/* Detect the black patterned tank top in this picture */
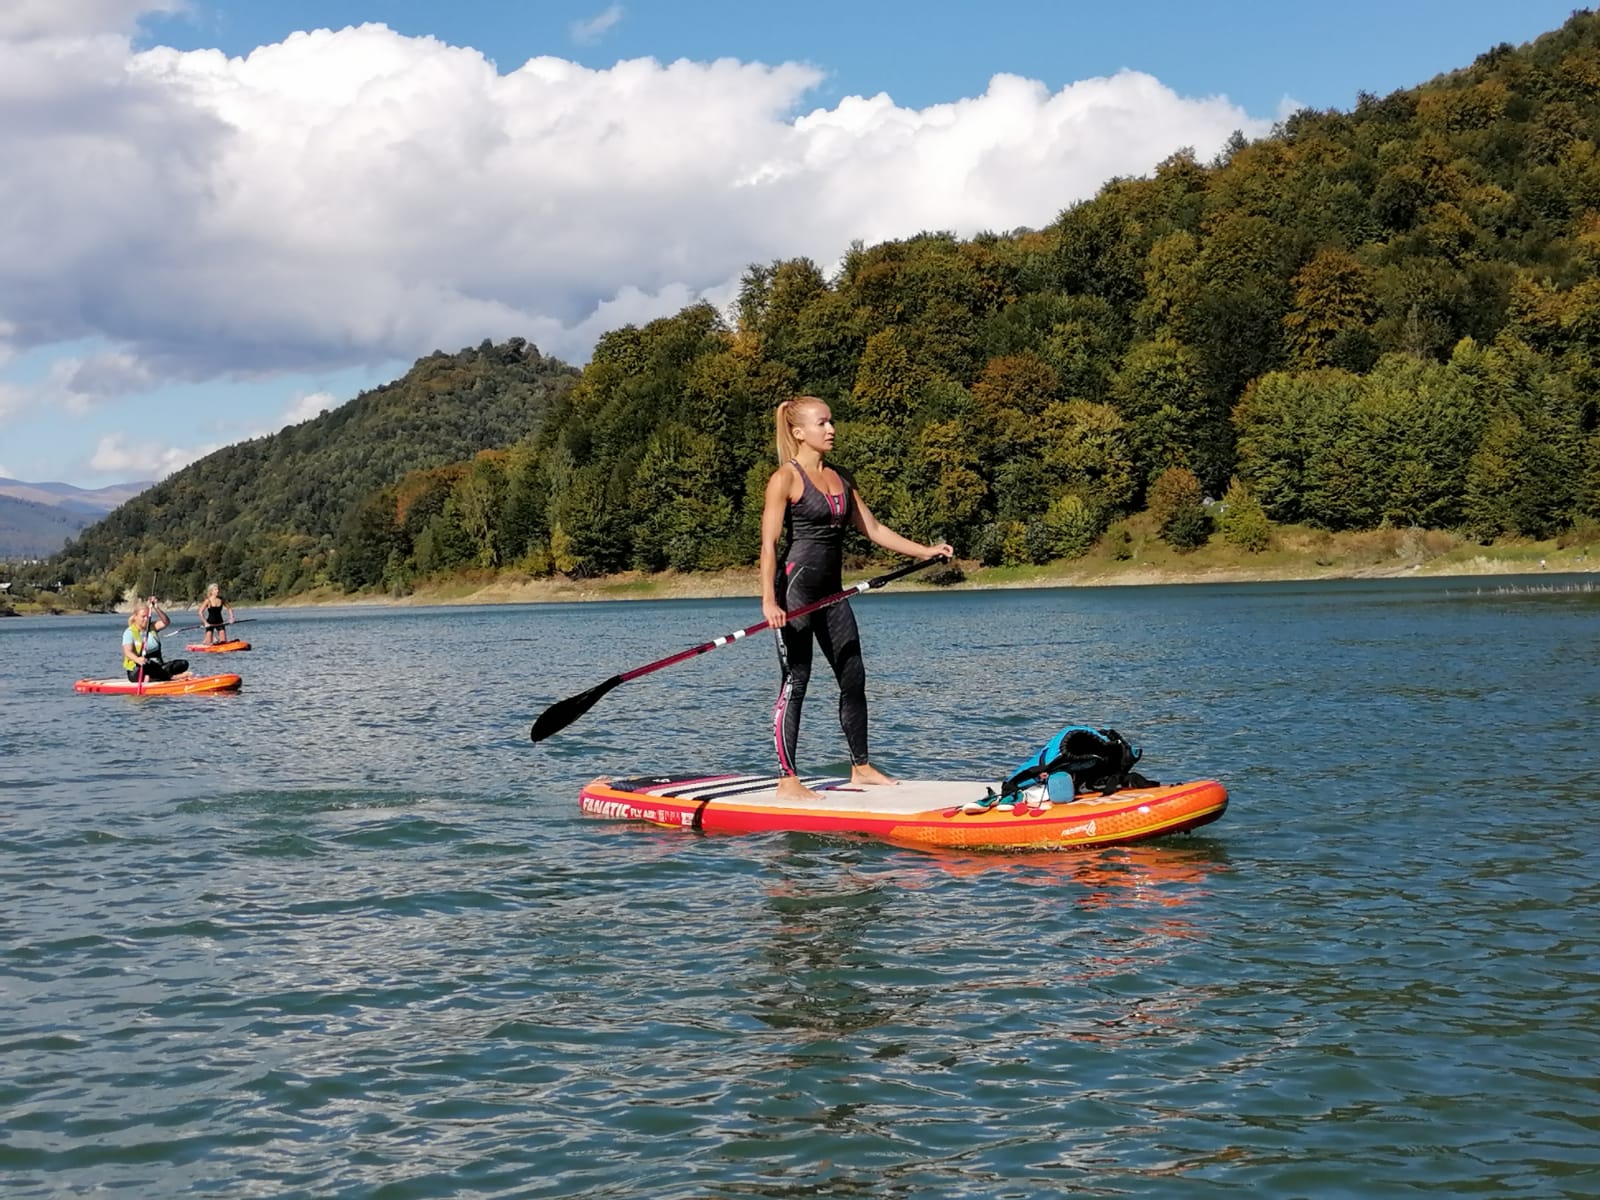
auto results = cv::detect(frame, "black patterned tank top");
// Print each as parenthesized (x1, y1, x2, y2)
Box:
(782, 460, 852, 560)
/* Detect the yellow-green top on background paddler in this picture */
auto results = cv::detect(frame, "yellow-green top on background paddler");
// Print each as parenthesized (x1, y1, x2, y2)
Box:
(120, 598, 189, 682)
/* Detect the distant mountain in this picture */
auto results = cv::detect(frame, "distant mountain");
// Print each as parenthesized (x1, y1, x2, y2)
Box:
(0, 478, 153, 559)
(0, 477, 153, 514)
(0, 495, 93, 559)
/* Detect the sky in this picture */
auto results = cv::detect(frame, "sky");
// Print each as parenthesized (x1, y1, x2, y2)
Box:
(0, 0, 1582, 487)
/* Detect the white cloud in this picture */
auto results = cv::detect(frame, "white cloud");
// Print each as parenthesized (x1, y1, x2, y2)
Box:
(280, 389, 337, 428)
(0, 19, 1270, 427)
(0, 0, 184, 40)
(0, 349, 159, 418)
(64, 350, 158, 406)
(570, 5, 624, 46)
(89, 431, 214, 478)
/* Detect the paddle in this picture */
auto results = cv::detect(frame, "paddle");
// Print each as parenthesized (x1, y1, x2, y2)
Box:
(166, 618, 257, 635)
(134, 579, 158, 696)
(530, 554, 949, 743)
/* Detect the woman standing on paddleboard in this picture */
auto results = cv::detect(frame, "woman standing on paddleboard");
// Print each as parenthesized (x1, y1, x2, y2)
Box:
(760, 396, 953, 802)
(196, 583, 235, 645)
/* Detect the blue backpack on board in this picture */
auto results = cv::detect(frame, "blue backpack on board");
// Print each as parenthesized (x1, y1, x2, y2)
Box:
(1002, 725, 1153, 802)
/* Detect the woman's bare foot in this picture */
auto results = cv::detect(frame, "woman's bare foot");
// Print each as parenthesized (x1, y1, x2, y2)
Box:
(776, 775, 822, 802)
(851, 763, 899, 786)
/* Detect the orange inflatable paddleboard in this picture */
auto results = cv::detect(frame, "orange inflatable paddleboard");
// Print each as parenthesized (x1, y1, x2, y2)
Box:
(186, 640, 251, 652)
(579, 773, 1227, 852)
(74, 674, 243, 695)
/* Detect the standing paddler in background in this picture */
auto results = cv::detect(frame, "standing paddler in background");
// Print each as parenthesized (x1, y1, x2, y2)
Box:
(196, 583, 235, 645)
(759, 395, 953, 803)
(123, 597, 189, 682)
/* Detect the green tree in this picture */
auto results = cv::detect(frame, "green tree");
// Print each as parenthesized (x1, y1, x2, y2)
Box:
(1112, 337, 1216, 487)
(333, 487, 400, 590)
(1050, 193, 1147, 310)
(914, 419, 988, 545)
(631, 424, 736, 571)
(1039, 492, 1102, 560)
(1352, 354, 1484, 528)
(451, 453, 508, 567)
(549, 463, 630, 577)
(1463, 414, 1526, 539)
(497, 444, 551, 568)
(1038, 297, 1126, 402)
(1217, 478, 1272, 551)
(1039, 399, 1138, 515)
(1135, 231, 1201, 338)
(1232, 369, 1361, 523)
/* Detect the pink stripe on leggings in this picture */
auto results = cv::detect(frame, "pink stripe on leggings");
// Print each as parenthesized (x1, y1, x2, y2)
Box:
(772, 675, 796, 776)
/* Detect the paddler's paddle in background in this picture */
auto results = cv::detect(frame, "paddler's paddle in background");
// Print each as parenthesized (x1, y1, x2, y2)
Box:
(166, 618, 257, 635)
(530, 554, 949, 743)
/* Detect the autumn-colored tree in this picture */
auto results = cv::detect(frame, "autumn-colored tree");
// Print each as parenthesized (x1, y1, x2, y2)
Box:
(850, 328, 923, 425)
(1146, 466, 1212, 549)
(971, 353, 1063, 460)
(1283, 249, 1377, 367)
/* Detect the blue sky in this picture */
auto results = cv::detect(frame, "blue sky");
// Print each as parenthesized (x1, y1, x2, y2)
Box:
(147, 1, 1577, 122)
(0, 0, 1581, 486)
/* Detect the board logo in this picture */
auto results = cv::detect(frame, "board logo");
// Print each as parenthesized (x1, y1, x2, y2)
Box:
(582, 798, 637, 820)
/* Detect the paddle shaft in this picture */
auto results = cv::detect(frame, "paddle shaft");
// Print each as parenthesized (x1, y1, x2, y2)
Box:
(166, 617, 256, 635)
(625, 556, 940, 683)
(530, 554, 947, 742)
(134, 575, 158, 695)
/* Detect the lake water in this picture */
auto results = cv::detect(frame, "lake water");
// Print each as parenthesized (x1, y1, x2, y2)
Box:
(2, 575, 1598, 1198)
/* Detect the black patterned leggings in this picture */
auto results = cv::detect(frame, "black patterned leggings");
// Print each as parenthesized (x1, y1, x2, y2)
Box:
(771, 561, 869, 774)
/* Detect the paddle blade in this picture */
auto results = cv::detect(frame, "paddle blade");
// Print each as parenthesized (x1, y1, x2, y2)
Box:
(530, 675, 623, 742)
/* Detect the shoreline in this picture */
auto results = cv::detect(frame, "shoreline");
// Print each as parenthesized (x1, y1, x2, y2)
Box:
(7, 533, 1596, 617)
(266, 535, 1600, 610)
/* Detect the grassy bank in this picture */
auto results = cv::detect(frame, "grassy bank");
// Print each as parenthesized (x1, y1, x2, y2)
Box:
(378, 522, 1600, 608)
(8, 523, 1596, 617)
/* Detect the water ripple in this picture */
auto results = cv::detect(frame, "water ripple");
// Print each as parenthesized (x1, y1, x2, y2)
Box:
(2, 582, 1599, 1197)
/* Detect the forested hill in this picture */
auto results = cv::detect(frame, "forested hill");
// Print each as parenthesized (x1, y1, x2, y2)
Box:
(50, 339, 576, 601)
(319, 11, 1600, 596)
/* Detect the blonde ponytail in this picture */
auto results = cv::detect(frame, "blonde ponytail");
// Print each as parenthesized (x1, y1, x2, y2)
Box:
(774, 400, 798, 463)
(774, 395, 824, 463)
